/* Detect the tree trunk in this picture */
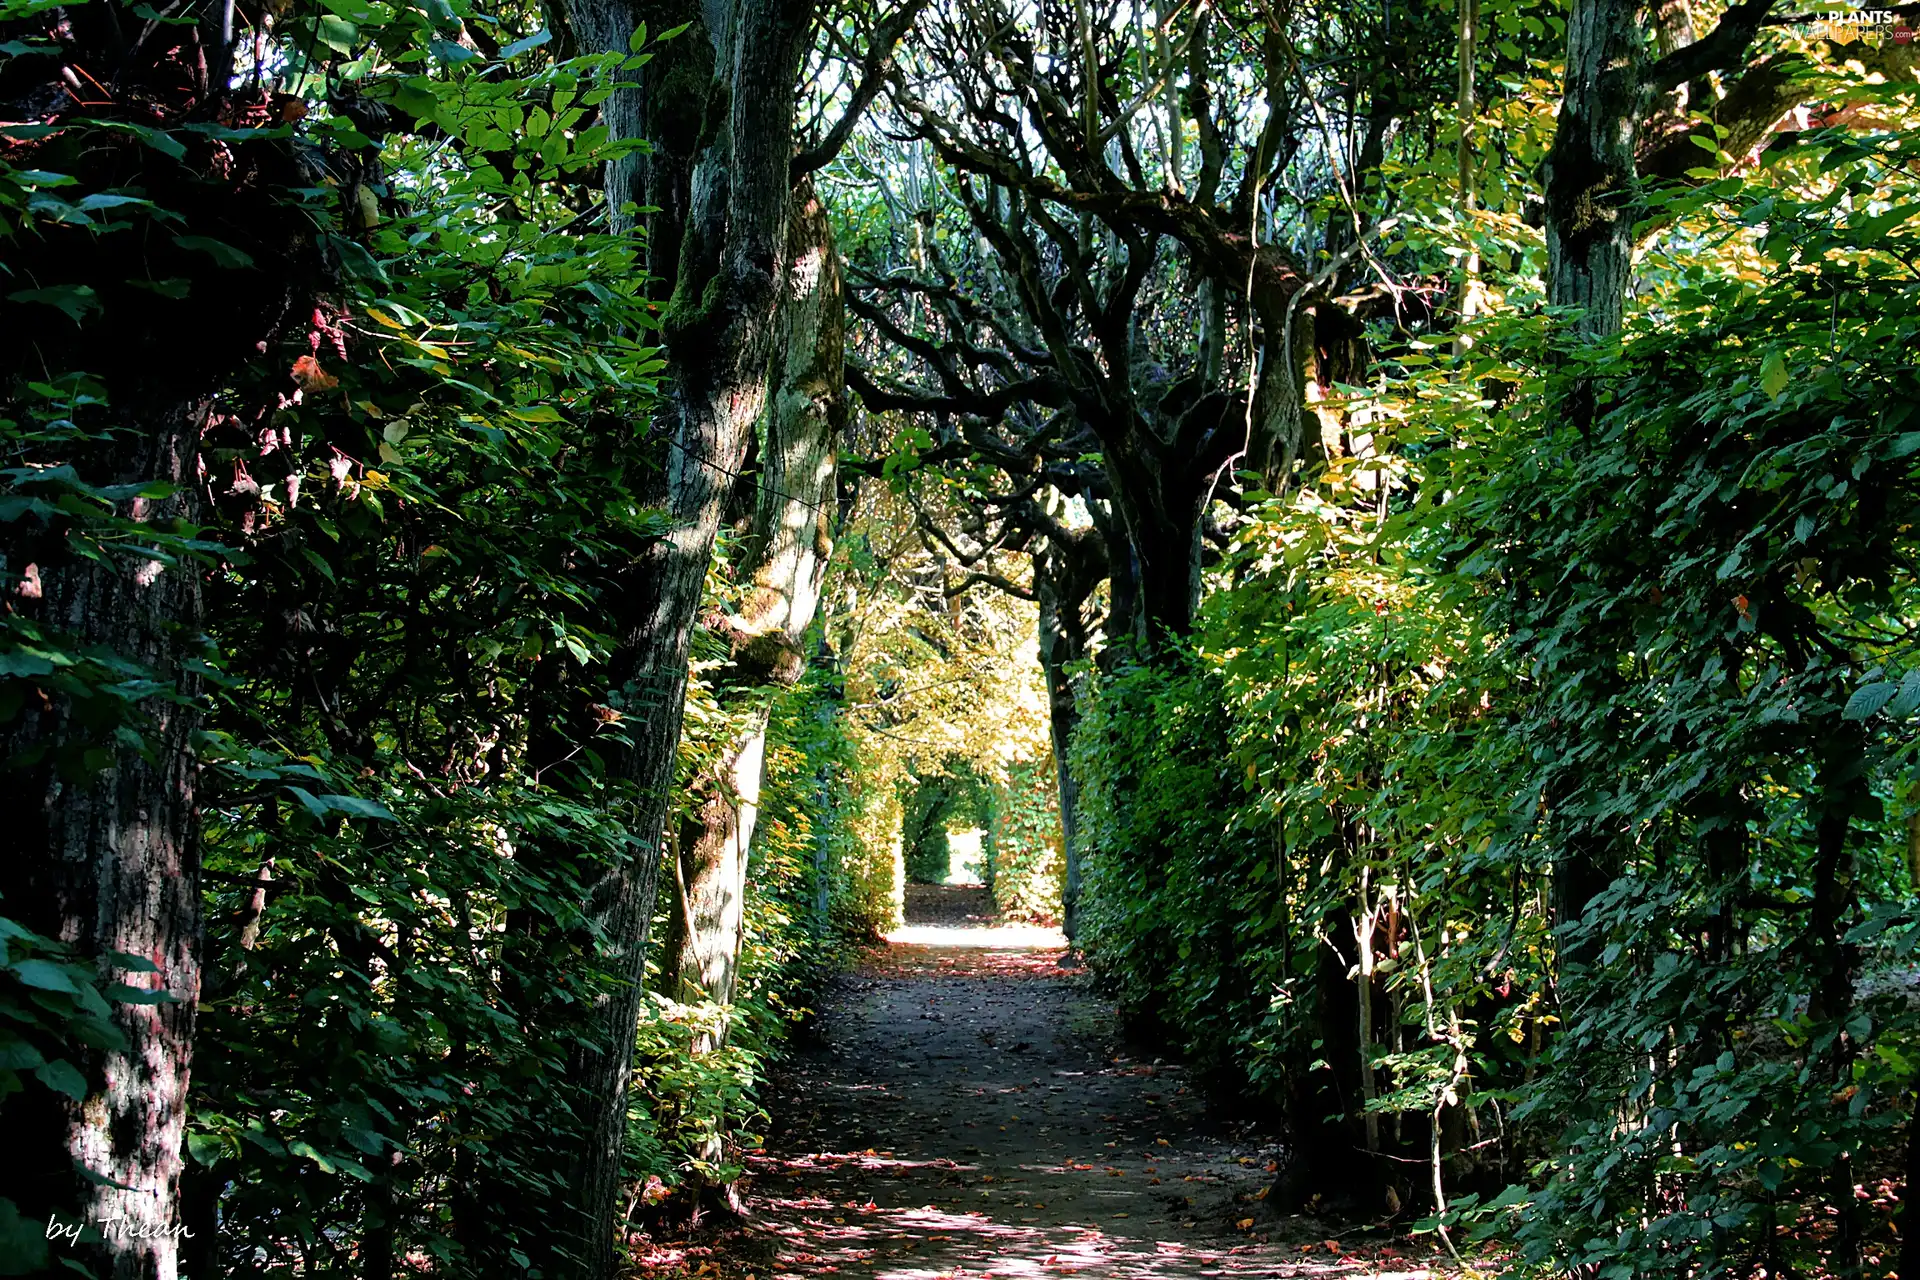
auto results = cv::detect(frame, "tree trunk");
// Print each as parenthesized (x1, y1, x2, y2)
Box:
(562, 5, 816, 1272)
(663, 179, 847, 1020)
(567, 0, 710, 260)
(1543, 0, 1645, 339)
(663, 730, 766, 1017)
(1100, 445, 1207, 646)
(0, 402, 208, 1280)
(1808, 734, 1868, 1273)
(1033, 522, 1104, 940)
(1089, 501, 1139, 664)
(1454, 0, 1481, 354)
(1041, 647, 1083, 940)
(1541, 0, 1647, 963)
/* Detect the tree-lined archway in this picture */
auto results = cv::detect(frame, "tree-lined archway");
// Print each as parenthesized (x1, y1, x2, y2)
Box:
(4, 0, 1919, 1275)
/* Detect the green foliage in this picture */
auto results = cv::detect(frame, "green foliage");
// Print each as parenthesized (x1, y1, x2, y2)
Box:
(0, 0, 856, 1268)
(0, 909, 153, 1270)
(1069, 95, 1920, 1278)
(983, 757, 1063, 924)
(901, 775, 960, 885)
(155, 13, 700, 1255)
(900, 763, 992, 885)
(1071, 652, 1270, 1077)
(1439, 180, 1920, 1274)
(10, 2, 1915, 1276)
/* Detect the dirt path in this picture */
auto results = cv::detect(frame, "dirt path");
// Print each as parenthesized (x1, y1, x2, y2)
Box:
(735, 888, 1451, 1279)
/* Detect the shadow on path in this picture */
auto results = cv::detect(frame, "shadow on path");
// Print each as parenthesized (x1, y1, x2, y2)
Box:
(738, 889, 1452, 1278)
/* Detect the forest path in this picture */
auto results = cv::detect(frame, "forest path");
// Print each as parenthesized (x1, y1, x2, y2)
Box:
(735, 886, 1448, 1280)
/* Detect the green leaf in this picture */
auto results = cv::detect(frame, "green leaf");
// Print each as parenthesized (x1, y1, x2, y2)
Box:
(86, 119, 186, 159)
(129, 2, 195, 24)
(325, 234, 389, 284)
(1887, 670, 1920, 718)
(7, 284, 101, 324)
(174, 236, 255, 269)
(0, 652, 58, 678)
(75, 193, 154, 213)
(34, 1059, 87, 1100)
(1759, 351, 1788, 401)
(498, 27, 551, 58)
(1843, 681, 1897, 721)
(323, 794, 399, 822)
(317, 14, 360, 52)
(429, 37, 481, 64)
(286, 785, 331, 821)
(287, 1140, 336, 1173)
(286, 786, 397, 822)
(341, 1126, 385, 1155)
(0, 1037, 45, 1070)
(11, 959, 81, 994)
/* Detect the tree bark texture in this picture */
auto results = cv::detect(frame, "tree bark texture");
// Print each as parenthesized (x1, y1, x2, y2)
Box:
(664, 180, 847, 1017)
(567, 0, 711, 260)
(0, 404, 208, 1280)
(1543, 0, 1646, 340)
(1098, 439, 1214, 645)
(563, 4, 817, 1272)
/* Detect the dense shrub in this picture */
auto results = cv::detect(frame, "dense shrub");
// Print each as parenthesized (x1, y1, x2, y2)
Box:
(1071, 132, 1920, 1272)
(984, 757, 1064, 924)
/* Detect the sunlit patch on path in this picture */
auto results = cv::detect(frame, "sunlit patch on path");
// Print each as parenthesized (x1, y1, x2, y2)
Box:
(727, 886, 1457, 1279)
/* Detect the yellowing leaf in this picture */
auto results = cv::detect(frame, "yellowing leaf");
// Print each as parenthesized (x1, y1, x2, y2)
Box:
(1759, 351, 1788, 400)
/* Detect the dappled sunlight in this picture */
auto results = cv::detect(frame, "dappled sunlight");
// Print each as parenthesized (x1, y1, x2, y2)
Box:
(885, 923, 1067, 949)
(864, 940, 1073, 981)
(726, 939, 1463, 1280)
(754, 1193, 1441, 1279)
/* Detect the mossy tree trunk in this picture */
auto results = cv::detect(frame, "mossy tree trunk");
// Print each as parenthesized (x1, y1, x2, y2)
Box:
(559, 2, 818, 1271)
(663, 180, 848, 1022)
